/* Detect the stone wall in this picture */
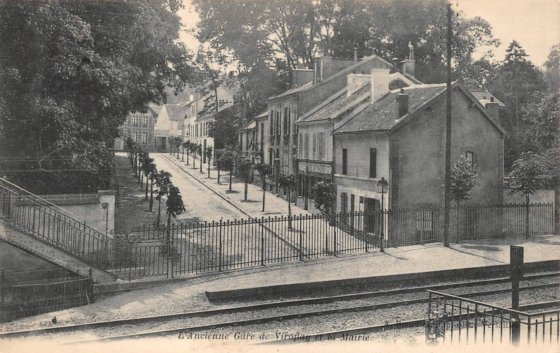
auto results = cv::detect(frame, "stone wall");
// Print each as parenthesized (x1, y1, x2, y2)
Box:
(38, 190, 116, 236)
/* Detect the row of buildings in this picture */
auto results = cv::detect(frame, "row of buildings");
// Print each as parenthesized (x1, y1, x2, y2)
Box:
(238, 47, 506, 215)
(115, 84, 236, 163)
(117, 46, 506, 218)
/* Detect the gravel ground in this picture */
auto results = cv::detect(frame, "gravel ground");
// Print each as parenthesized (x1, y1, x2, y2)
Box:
(1, 283, 557, 344)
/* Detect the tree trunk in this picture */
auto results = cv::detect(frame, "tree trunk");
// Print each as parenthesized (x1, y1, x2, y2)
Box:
(288, 189, 292, 230)
(193, 154, 196, 169)
(157, 199, 161, 225)
(182, 148, 184, 162)
(217, 164, 221, 184)
(149, 180, 154, 212)
(208, 157, 211, 178)
(525, 194, 530, 239)
(145, 175, 149, 200)
(229, 166, 233, 191)
(140, 173, 143, 190)
(244, 174, 248, 201)
(187, 150, 189, 165)
(200, 156, 203, 173)
(262, 178, 266, 212)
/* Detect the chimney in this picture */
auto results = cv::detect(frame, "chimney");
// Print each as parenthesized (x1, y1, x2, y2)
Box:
(391, 57, 400, 74)
(292, 68, 314, 89)
(402, 42, 416, 77)
(371, 68, 391, 104)
(485, 97, 500, 121)
(396, 88, 409, 118)
(353, 47, 358, 64)
(313, 61, 318, 84)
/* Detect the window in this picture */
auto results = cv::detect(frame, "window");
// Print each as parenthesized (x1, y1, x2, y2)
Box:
(342, 148, 348, 175)
(318, 133, 324, 160)
(312, 133, 317, 159)
(340, 192, 348, 216)
(463, 151, 474, 167)
(369, 148, 377, 178)
(269, 112, 274, 136)
(298, 134, 303, 158)
(304, 134, 309, 159)
(284, 107, 289, 135)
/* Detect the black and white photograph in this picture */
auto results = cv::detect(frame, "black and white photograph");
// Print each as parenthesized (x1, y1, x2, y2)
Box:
(0, 0, 558, 352)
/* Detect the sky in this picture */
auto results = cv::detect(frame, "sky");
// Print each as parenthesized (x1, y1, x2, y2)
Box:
(178, 0, 560, 67)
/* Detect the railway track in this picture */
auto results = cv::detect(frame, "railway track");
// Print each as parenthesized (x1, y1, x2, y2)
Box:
(1, 271, 558, 342)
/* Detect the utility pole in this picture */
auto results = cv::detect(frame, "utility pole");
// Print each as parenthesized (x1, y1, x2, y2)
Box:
(443, 3, 452, 247)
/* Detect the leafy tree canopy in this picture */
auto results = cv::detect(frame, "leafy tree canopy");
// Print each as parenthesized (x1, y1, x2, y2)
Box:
(450, 156, 478, 203)
(0, 0, 194, 192)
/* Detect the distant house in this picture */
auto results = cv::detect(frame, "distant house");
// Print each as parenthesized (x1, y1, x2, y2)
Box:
(114, 107, 159, 151)
(183, 84, 236, 162)
(239, 111, 267, 164)
(331, 72, 505, 241)
(154, 104, 187, 151)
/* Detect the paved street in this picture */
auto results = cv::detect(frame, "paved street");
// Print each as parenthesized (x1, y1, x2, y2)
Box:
(149, 153, 245, 222)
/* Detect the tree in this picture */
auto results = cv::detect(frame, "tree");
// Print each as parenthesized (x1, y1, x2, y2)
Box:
(278, 174, 297, 229)
(489, 41, 546, 169)
(544, 44, 560, 92)
(165, 185, 185, 238)
(183, 141, 191, 165)
(206, 146, 213, 178)
(208, 107, 241, 149)
(197, 144, 204, 173)
(155, 170, 172, 225)
(312, 182, 337, 224)
(254, 164, 273, 212)
(509, 152, 551, 238)
(142, 156, 154, 200)
(219, 150, 235, 191)
(148, 162, 157, 212)
(450, 156, 479, 204)
(0, 1, 193, 193)
(235, 156, 253, 201)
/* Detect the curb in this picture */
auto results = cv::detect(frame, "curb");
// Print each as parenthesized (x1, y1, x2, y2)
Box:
(205, 259, 560, 302)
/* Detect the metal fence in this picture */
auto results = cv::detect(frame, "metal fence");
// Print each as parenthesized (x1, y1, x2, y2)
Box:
(0, 173, 554, 281)
(0, 268, 93, 322)
(426, 290, 560, 345)
(0, 178, 113, 269)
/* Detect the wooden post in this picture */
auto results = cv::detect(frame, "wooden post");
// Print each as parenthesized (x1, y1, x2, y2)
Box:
(510, 245, 523, 345)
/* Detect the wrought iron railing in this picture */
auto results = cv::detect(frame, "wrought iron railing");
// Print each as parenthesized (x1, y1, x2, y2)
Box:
(427, 289, 560, 345)
(0, 177, 113, 268)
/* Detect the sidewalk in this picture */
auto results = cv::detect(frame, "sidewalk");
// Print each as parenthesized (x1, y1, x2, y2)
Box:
(160, 153, 311, 219)
(1, 235, 558, 334)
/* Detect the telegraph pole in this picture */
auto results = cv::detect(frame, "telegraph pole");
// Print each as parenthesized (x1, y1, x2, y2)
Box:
(443, 3, 453, 247)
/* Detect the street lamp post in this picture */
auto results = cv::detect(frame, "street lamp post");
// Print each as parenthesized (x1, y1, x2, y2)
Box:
(377, 177, 388, 253)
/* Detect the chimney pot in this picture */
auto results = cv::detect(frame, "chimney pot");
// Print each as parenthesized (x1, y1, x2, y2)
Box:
(396, 91, 409, 118)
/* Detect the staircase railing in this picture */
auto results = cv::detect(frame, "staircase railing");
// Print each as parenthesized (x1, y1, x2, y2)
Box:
(0, 178, 113, 268)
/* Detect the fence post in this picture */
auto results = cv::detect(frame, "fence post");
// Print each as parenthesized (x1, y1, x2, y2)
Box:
(299, 216, 303, 261)
(510, 245, 523, 345)
(218, 220, 223, 272)
(260, 217, 265, 266)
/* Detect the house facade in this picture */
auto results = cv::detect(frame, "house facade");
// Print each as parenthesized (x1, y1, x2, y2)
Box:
(154, 104, 187, 151)
(332, 77, 505, 243)
(296, 68, 420, 210)
(114, 106, 159, 151)
(183, 84, 236, 162)
(264, 54, 397, 194)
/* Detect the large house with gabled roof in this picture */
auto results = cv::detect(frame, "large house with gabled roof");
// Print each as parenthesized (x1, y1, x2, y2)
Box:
(331, 76, 505, 243)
